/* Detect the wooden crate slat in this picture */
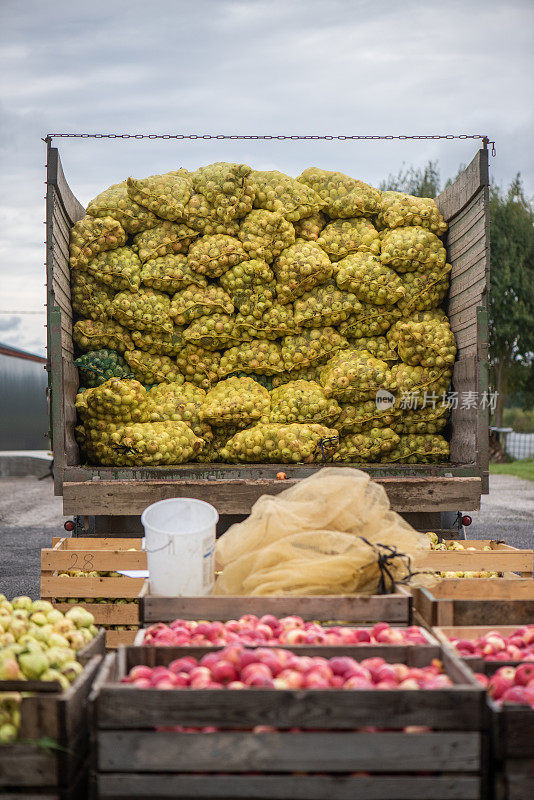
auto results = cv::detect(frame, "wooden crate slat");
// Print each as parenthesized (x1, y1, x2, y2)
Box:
(104, 629, 138, 648)
(413, 584, 534, 627)
(97, 730, 481, 773)
(41, 549, 146, 571)
(0, 745, 57, 787)
(41, 575, 145, 598)
(53, 602, 139, 625)
(416, 549, 532, 573)
(140, 593, 412, 624)
(95, 773, 481, 800)
(96, 686, 484, 732)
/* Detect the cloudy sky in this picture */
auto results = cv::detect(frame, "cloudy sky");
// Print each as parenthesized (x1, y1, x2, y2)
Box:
(0, 0, 532, 356)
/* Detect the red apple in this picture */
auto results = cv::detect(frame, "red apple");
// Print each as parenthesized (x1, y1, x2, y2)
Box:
(276, 669, 304, 689)
(210, 660, 238, 684)
(502, 685, 527, 704)
(129, 665, 153, 682)
(343, 676, 372, 690)
(169, 657, 196, 674)
(514, 663, 534, 686)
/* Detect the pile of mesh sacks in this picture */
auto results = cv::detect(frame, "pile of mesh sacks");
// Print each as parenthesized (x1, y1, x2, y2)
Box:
(70, 164, 455, 466)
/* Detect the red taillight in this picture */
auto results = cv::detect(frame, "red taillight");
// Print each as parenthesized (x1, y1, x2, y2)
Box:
(64, 520, 75, 532)
(462, 515, 472, 526)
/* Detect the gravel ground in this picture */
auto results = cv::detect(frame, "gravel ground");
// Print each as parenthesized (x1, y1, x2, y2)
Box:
(0, 473, 533, 599)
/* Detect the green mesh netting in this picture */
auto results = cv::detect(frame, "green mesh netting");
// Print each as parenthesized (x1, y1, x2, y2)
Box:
(84, 246, 142, 292)
(74, 350, 133, 388)
(219, 340, 285, 376)
(333, 428, 400, 462)
(384, 434, 450, 463)
(192, 162, 254, 222)
(238, 210, 296, 262)
(387, 309, 448, 348)
(249, 170, 325, 221)
(182, 193, 240, 236)
(380, 226, 447, 272)
(320, 349, 397, 402)
(269, 380, 341, 425)
(124, 349, 185, 385)
(293, 212, 328, 241)
(274, 239, 333, 304)
(297, 168, 381, 218)
(170, 285, 234, 325)
(130, 326, 185, 357)
(183, 313, 250, 350)
(220, 423, 340, 463)
(188, 234, 248, 278)
(86, 181, 159, 234)
(335, 252, 406, 306)
(140, 254, 207, 294)
(376, 191, 448, 235)
(112, 289, 173, 334)
(293, 283, 363, 328)
(317, 217, 380, 261)
(219, 258, 275, 296)
(133, 221, 198, 263)
(145, 382, 212, 440)
(236, 290, 300, 340)
(281, 328, 348, 370)
(73, 319, 134, 354)
(71, 270, 115, 322)
(347, 336, 399, 363)
(70, 216, 127, 270)
(201, 377, 271, 427)
(126, 170, 193, 221)
(338, 305, 402, 339)
(391, 363, 452, 400)
(76, 379, 150, 424)
(396, 264, 452, 315)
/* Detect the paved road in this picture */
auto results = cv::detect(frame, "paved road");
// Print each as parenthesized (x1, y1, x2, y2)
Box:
(0, 474, 533, 599)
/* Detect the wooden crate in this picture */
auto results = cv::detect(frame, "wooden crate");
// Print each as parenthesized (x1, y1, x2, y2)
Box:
(417, 540, 533, 576)
(46, 144, 490, 516)
(432, 625, 534, 674)
(412, 579, 534, 626)
(0, 654, 101, 798)
(140, 589, 414, 626)
(91, 645, 487, 800)
(491, 699, 534, 800)
(41, 537, 147, 649)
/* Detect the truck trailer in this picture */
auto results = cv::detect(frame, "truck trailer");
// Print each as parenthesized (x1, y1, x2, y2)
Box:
(45, 142, 490, 537)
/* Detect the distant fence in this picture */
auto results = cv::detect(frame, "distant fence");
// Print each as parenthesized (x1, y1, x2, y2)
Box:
(505, 432, 534, 461)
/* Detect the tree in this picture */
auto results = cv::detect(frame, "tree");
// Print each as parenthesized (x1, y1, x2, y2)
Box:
(380, 160, 441, 197)
(488, 176, 534, 426)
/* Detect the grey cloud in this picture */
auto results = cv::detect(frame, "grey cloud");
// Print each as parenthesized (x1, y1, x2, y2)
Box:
(0, 316, 21, 333)
(0, 0, 533, 354)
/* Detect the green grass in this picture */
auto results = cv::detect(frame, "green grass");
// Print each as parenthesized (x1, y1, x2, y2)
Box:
(490, 459, 534, 481)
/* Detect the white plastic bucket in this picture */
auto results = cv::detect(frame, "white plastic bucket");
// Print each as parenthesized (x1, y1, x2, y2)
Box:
(141, 498, 219, 596)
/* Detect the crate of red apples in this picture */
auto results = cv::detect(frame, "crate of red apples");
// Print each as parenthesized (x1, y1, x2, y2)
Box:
(435, 624, 534, 800)
(91, 641, 486, 800)
(137, 615, 439, 660)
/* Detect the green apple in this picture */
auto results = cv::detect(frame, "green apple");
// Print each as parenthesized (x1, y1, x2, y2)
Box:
(40, 669, 70, 691)
(44, 647, 73, 669)
(11, 597, 32, 612)
(46, 633, 70, 649)
(18, 650, 49, 680)
(46, 609, 64, 625)
(12, 609, 29, 621)
(31, 600, 54, 614)
(0, 632, 16, 647)
(16, 635, 43, 651)
(66, 607, 94, 628)
(61, 661, 84, 682)
(29, 612, 48, 627)
(0, 723, 17, 744)
(32, 624, 53, 644)
(53, 618, 75, 636)
(0, 656, 22, 680)
(65, 630, 86, 651)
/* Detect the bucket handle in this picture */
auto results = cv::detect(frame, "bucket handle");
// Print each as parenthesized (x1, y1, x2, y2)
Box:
(143, 536, 174, 554)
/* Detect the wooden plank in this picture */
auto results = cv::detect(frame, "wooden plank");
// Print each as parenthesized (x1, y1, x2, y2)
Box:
(446, 191, 485, 245)
(447, 279, 486, 317)
(42, 549, 146, 571)
(96, 773, 481, 800)
(96, 685, 485, 731)
(430, 579, 534, 601)
(0, 745, 57, 787)
(53, 602, 139, 625)
(505, 775, 534, 800)
(140, 594, 411, 624)
(436, 150, 488, 221)
(96, 730, 481, 773)
(41, 575, 145, 598)
(56, 537, 143, 551)
(416, 549, 532, 573)
(62, 476, 482, 515)
(105, 629, 138, 649)
(47, 147, 86, 225)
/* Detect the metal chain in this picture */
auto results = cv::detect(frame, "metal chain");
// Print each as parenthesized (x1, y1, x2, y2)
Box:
(44, 133, 496, 156)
